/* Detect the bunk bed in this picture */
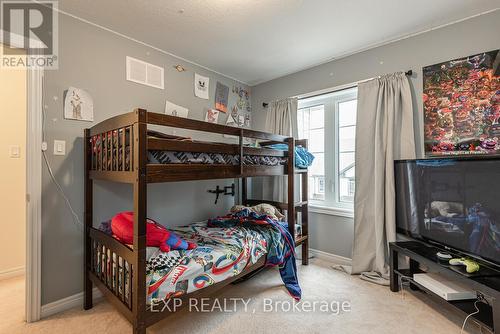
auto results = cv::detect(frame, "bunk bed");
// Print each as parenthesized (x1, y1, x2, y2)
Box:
(84, 108, 309, 334)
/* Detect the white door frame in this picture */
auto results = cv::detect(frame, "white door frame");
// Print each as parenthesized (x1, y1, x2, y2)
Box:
(26, 66, 43, 322)
(1, 30, 43, 323)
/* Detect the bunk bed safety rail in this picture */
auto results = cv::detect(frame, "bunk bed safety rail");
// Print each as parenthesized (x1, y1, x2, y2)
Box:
(88, 126, 134, 172)
(89, 228, 134, 310)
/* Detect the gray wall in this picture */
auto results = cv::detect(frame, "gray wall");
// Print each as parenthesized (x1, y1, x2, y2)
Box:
(42, 14, 250, 304)
(250, 10, 500, 259)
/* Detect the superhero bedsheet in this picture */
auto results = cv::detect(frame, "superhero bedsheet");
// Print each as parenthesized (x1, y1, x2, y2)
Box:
(97, 212, 301, 304)
(145, 221, 268, 304)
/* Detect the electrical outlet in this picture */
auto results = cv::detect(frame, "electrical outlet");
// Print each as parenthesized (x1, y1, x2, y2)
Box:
(53, 140, 66, 156)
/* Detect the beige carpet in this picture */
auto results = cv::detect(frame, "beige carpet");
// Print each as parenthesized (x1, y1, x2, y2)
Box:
(0, 259, 486, 334)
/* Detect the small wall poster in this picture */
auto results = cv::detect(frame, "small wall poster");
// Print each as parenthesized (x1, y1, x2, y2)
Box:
(205, 109, 219, 124)
(233, 85, 251, 112)
(226, 106, 239, 126)
(424, 50, 500, 155)
(194, 73, 209, 99)
(165, 100, 189, 118)
(223, 107, 239, 139)
(215, 81, 229, 113)
(64, 87, 94, 121)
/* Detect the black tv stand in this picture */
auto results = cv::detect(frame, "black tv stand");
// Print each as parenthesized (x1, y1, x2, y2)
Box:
(390, 241, 500, 333)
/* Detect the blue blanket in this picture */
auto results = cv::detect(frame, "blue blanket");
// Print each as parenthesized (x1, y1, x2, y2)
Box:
(263, 143, 314, 169)
(207, 208, 301, 300)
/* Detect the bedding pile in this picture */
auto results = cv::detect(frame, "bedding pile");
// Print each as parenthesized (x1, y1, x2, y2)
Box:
(145, 220, 268, 303)
(262, 143, 314, 169)
(207, 208, 301, 300)
(98, 207, 302, 304)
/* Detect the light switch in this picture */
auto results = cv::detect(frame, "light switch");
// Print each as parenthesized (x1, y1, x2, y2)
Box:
(53, 140, 66, 156)
(9, 145, 20, 158)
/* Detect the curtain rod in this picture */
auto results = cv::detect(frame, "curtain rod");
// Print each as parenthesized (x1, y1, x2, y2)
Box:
(262, 70, 413, 108)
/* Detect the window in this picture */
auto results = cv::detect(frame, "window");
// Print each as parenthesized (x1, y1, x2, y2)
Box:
(298, 87, 357, 209)
(297, 105, 324, 200)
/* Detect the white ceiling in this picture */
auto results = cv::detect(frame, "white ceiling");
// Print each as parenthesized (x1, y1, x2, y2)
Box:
(59, 0, 500, 86)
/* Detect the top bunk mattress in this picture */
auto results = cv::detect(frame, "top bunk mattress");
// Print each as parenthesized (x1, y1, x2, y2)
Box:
(92, 129, 312, 170)
(147, 150, 286, 166)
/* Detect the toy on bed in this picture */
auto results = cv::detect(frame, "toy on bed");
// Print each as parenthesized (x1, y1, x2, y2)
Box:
(111, 211, 196, 252)
(230, 203, 284, 221)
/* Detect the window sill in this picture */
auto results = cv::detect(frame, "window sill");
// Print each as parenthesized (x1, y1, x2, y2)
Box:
(308, 205, 354, 218)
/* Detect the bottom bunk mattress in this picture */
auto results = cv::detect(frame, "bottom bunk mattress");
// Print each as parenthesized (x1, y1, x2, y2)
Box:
(96, 209, 301, 304)
(97, 221, 269, 304)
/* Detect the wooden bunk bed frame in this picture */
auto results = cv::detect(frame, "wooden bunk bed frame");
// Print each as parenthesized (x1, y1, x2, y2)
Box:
(84, 108, 309, 334)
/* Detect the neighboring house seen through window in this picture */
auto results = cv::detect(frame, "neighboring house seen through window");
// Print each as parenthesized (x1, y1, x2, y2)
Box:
(298, 87, 357, 210)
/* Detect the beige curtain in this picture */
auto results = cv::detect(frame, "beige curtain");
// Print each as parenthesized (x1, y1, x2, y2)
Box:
(351, 72, 415, 282)
(263, 98, 298, 202)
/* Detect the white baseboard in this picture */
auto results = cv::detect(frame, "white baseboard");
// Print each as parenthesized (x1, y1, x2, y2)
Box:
(0, 266, 25, 280)
(309, 248, 352, 266)
(41, 287, 103, 319)
(40, 250, 350, 319)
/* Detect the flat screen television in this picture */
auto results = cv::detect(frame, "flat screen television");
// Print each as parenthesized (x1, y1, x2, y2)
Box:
(395, 156, 500, 267)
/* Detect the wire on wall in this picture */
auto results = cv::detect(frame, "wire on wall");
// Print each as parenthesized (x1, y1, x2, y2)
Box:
(41, 75, 83, 231)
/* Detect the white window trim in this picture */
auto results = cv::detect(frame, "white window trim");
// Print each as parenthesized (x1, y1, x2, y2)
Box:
(333, 90, 357, 208)
(309, 204, 354, 218)
(298, 87, 357, 212)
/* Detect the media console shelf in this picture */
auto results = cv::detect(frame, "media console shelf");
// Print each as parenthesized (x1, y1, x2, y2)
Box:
(390, 241, 500, 333)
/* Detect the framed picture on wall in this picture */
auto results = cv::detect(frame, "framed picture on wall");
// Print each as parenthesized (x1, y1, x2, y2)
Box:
(423, 50, 500, 156)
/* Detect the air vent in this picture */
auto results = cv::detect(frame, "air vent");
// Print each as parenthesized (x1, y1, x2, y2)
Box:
(126, 56, 164, 89)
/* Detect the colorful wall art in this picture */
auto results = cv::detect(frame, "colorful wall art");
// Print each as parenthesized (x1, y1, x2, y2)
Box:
(423, 50, 500, 155)
(215, 82, 229, 113)
(205, 108, 220, 124)
(233, 85, 251, 112)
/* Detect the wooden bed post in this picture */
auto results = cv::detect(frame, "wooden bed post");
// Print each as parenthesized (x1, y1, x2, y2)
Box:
(133, 109, 147, 334)
(84, 129, 93, 309)
(287, 137, 295, 239)
(301, 146, 309, 265)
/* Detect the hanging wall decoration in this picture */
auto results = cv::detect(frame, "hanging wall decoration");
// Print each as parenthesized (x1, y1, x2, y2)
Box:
(225, 106, 238, 126)
(215, 82, 229, 113)
(223, 106, 240, 139)
(194, 73, 209, 99)
(165, 100, 189, 118)
(63, 87, 94, 121)
(233, 85, 251, 112)
(173, 64, 186, 72)
(205, 108, 220, 124)
(424, 50, 500, 156)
